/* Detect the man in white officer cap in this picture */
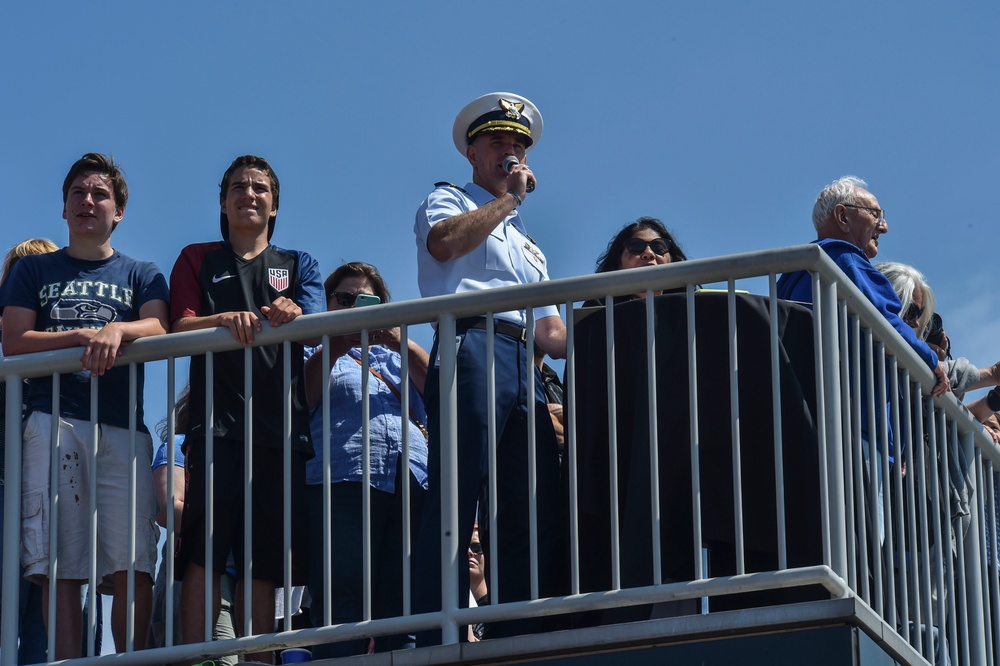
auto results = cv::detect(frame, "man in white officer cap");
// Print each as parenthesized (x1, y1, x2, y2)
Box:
(412, 92, 566, 641)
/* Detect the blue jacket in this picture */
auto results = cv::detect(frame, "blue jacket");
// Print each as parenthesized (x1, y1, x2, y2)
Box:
(777, 238, 937, 371)
(777, 238, 938, 457)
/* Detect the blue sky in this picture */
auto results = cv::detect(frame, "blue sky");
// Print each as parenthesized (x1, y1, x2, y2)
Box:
(7, 0, 1000, 435)
(4, 0, 1000, 653)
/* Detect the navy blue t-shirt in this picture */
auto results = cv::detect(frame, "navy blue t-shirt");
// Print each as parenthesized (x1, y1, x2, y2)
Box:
(0, 248, 169, 432)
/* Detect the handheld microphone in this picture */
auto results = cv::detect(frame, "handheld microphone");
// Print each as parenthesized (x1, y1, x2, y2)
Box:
(502, 156, 535, 193)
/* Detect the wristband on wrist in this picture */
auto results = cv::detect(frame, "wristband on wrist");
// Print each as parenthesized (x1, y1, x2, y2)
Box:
(507, 190, 522, 207)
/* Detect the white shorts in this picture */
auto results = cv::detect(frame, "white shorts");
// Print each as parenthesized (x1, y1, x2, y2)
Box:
(21, 412, 158, 592)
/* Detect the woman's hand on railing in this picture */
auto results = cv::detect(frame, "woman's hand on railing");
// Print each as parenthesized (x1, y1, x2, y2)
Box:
(931, 362, 952, 397)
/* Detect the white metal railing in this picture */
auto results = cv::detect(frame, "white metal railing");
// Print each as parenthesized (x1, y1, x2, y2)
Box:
(1, 244, 997, 665)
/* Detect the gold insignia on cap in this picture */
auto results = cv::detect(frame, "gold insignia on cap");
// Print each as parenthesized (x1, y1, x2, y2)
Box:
(499, 98, 524, 120)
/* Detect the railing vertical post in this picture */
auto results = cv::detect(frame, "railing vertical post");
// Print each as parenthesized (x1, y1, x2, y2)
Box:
(85, 375, 98, 656)
(282, 340, 294, 631)
(605, 297, 620, 590)
(727, 281, 745, 575)
(399, 326, 413, 617)
(768, 275, 787, 570)
(436, 314, 459, 645)
(486, 315, 499, 603)
(565, 300, 580, 595)
(818, 276, 848, 581)
(165, 359, 177, 647)
(242, 346, 253, 635)
(961, 429, 986, 665)
(126, 363, 138, 651)
(205, 350, 215, 642)
(525, 307, 539, 599)
(360, 334, 372, 623)
(1, 376, 23, 666)
(645, 290, 662, 584)
(686, 284, 703, 580)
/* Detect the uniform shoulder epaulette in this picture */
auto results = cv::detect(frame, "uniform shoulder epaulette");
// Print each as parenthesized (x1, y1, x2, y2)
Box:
(434, 181, 468, 194)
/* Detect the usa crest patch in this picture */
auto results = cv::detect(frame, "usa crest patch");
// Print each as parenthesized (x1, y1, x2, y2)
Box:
(268, 268, 289, 292)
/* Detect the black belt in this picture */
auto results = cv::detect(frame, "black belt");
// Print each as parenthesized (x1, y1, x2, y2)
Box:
(456, 317, 527, 343)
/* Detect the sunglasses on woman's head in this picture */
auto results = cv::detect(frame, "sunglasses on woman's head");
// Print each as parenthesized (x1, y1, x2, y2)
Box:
(624, 238, 671, 256)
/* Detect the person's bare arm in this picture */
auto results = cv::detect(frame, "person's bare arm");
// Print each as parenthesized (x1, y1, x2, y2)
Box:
(548, 403, 565, 451)
(153, 464, 185, 530)
(2, 301, 169, 376)
(963, 360, 1000, 393)
(1, 305, 98, 355)
(535, 315, 567, 360)
(172, 310, 261, 345)
(426, 164, 533, 263)
(381, 329, 431, 394)
(967, 395, 995, 422)
(404, 339, 431, 395)
(426, 195, 518, 263)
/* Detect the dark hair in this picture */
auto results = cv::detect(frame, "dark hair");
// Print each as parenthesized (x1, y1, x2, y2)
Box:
(62, 153, 129, 211)
(323, 262, 391, 304)
(155, 385, 190, 442)
(595, 217, 687, 273)
(219, 155, 280, 241)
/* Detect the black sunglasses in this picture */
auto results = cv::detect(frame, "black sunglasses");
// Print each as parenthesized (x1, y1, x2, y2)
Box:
(624, 237, 672, 257)
(469, 542, 483, 554)
(903, 303, 925, 323)
(332, 291, 359, 307)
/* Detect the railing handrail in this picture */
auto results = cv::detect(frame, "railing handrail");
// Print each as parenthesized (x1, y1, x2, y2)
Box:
(1, 243, 990, 442)
(3, 243, 998, 665)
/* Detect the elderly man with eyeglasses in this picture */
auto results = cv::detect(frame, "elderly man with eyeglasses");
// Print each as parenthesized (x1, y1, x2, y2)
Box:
(777, 175, 950, 397)
(777, 176, 950, 545)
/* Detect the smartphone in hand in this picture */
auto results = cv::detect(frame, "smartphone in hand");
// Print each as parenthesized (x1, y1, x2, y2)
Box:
(355, 294, 381, 308)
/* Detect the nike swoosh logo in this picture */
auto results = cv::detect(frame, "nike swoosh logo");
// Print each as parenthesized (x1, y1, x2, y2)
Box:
(212, 274, 236, 283)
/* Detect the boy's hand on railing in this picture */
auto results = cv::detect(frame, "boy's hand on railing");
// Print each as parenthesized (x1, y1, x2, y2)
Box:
(931, 362, 951, 397)
(80, 324, 125, 375)
(261, 296, 303, 327)
(219, 310, 262, 345)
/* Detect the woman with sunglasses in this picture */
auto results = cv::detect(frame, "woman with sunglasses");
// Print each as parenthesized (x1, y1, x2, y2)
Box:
(587, 217, 688, 306)
(302, 261, 431, 658)
(877, 261, 1000, 400)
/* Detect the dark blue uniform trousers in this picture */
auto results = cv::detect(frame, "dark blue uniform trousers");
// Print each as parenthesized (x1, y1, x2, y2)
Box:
(413, 326, 564, 643)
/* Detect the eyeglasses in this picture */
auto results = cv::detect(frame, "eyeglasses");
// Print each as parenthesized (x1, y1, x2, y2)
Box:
(903, 303, 925, 324)
(624, 237, 672, 256)
(469, 542, 483, 555)
(332, 291, 360, 307)
(842, 203, 885, 223)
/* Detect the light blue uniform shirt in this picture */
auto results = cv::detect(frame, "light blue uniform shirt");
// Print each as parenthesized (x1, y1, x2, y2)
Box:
(414, 182, 558, 326)
(306, 346, 429, 493)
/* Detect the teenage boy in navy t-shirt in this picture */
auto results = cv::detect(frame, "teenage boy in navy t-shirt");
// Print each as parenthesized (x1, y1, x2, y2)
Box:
(0, 153, 169, 659)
